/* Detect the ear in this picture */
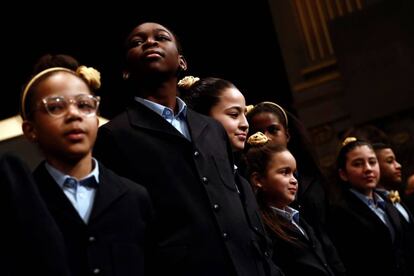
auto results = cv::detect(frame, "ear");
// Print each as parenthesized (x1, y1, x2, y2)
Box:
(22, 120, 37, 143)
(339, 169, 348, 182)
(285, 128, 291, 143)
(250, 172, 263, 190)
(178, 55, 187, 71)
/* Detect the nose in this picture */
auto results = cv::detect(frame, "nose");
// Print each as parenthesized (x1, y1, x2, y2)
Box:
(239, 114, 249, 131)
(291, 175, 298, 185)
(65, 101, 82, 118)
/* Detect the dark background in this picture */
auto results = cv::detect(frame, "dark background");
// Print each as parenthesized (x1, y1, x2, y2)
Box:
(1, 1, 291, 120)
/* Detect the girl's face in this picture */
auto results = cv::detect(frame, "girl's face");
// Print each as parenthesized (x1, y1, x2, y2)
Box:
(249, 112, 289, 146)
(22, 72, 99, 164)
(255, 150, 298, 209)
(375, 148, 402, 187)
(339, 145, 380, 196)
(125, 22, 185, 78)
(209, 88, 248, 151)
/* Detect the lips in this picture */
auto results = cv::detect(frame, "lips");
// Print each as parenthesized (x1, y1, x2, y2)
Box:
(143, 49, 163, 58)
(64, 128, 86, 140)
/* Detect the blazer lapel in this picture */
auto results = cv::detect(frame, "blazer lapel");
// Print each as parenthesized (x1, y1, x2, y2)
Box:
(186, 109, 209, 142)
(127, 101, 188, 140)
(89, 164, 128, 221)
(34, 164, 84, 225)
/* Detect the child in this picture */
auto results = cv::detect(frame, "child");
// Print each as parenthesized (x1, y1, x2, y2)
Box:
(21, 54, 153, 276)
(94, 22, 282, 276)
(245, 132, 344, 276)
(327, 137, 406, 275)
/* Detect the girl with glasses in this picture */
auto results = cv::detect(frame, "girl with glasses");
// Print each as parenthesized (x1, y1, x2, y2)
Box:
(21, 54, 153, 276)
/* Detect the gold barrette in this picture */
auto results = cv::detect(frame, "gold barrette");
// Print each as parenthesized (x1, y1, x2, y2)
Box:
(177, 76, 200, 89)
(342, 137, 357, 147)
(247, 132, 270, 146)
(245, 105, 254, 114)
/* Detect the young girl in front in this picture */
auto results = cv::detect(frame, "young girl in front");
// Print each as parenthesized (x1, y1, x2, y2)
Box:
(21, 54, 152, 276)
(245, 132, 344, 276)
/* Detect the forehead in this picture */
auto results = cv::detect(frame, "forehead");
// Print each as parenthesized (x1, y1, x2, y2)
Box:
(375, 148, 394, 159)
(129, 22, 173, 38)
(251, 112, 282, 126)
(218, 88, 245, 105)
(346, 145, 376, 160)
(270, 150, 296, 166)
(35, 72, 90, 98)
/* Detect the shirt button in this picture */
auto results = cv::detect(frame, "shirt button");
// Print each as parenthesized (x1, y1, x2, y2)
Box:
(264, 251, 270, 257)
(213, 204, 220, 211)
(201, 177, 208, 184)
(254, 226, 259, 231)
(93, 268, 100, 274)
(89, 236, 96, 242)
(194, 151, 200, 157)
(222, 232, 228, 239)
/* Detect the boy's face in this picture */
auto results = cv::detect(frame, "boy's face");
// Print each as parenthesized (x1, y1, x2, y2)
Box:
(23, 72, 99, 163)
(375, 148, 402, 187)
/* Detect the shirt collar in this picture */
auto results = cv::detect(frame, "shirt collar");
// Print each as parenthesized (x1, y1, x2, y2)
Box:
(45, 158, 100, 189)
(270, 205, 300, 223)
(350, 188, 385, 207)
(134, 96, 188, 119)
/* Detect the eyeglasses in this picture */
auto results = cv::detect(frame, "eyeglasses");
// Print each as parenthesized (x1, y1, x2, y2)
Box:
(39, 94, 100, 118)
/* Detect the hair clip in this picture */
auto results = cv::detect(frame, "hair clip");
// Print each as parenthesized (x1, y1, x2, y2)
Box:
(247, 132, 270, 146)
(245, 105, 254, 114)
(342, 137, 357, 147)
(177, 76, 200, 89)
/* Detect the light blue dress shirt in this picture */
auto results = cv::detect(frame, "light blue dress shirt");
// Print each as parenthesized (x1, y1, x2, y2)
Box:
(45, 158, 100, 223)
(135, 96, 191, 140)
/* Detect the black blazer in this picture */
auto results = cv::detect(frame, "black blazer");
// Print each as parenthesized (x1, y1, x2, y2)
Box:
(94, 102, 282, 276)
(33, 161, 153, 276)
(327, 189, 406, 276)
(0, 153, 70, 276)
(269, 215, 344, 276)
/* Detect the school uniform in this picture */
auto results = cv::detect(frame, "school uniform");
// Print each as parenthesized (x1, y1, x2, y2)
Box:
(0, 152, 70, 276)
(327, 189, 406, 276)
(94, 100, 282, 276)
(269, 206, 342, 276)
(33, 160, 153, 276)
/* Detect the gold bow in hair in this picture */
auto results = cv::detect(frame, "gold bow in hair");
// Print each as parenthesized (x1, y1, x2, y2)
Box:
(177, 76, 200, 89)
(247, 132, 270, 146)
(388, 190, 401, 204)
(342, 137, 357, 147)
(245, 105, 254, 114)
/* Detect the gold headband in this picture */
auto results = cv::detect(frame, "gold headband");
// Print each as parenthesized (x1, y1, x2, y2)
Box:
(21, 66, 101, 119)
(261, 101, 288, 127)
(246, 101, 288, 128)
(21, 67, 74, 120)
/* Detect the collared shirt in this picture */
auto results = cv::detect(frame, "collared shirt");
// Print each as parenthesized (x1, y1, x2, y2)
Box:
(45, 158, 100, 223)
(270, 205, 308, 239)
(377, 188, 410, 223)
(350, 188, 395, 240)
(135, 96, 191, 140)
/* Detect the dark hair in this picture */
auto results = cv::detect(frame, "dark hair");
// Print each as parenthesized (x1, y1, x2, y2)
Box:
(246, 102, 288, 130)
(336, 138, 374, 172)
(247, 102, 323, 177)
(372, 142, 392, 151)
(21, 54, 81, 120)
(245, 143, 299, 245)
(179, 77, 235, 115)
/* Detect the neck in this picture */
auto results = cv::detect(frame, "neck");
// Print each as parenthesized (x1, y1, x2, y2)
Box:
(46, 153, 93, 179)
(136, 78, 178, 111)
